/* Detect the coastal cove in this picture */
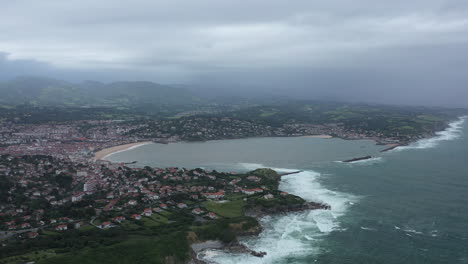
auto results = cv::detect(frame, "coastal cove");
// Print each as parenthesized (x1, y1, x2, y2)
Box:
(107, 116, 468, 264)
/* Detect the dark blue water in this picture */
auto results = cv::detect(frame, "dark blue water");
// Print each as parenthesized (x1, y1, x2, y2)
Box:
(109, 117, 468, 264)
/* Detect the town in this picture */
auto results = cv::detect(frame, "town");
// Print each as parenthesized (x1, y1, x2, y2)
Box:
(0, 149, 324, 263)
(0, 116, 410, 162)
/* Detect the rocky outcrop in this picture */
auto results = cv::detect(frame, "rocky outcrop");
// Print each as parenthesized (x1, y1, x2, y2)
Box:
(342, 156, 372, 163)
(245, 201, 330, 218)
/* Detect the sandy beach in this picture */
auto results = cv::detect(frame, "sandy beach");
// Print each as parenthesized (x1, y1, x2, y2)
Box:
(93, 141, 153, 161)
(302, 135, 333, 139)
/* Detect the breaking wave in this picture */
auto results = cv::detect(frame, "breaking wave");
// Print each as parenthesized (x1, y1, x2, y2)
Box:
(201, 163, 358, 263)
(394, 116, 467, 151)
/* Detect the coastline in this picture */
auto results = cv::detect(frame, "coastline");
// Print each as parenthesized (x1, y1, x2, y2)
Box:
(93, 141, 153, 161)
(301, 134, 333, 139)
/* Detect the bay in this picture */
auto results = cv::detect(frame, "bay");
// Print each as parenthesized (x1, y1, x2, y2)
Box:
(108, 117, 468, 264)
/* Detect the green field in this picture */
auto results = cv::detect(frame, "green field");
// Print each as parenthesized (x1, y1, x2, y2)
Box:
(36, 233, 189, 264)
(203, 200, 245, 218)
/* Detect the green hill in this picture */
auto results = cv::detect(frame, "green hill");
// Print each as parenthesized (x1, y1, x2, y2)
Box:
(0, 77, 201, 109)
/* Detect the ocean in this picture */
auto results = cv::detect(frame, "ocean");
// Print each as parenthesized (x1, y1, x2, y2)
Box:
(108, 116, 468, 264)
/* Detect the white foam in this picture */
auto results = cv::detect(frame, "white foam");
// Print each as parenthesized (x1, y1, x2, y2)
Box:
(394, 225, 425, 235)
(201, 163, 357, 264)
(402, 229, 424, 235)
(360, 226, 377, 231)
(395, 116, 467, 151)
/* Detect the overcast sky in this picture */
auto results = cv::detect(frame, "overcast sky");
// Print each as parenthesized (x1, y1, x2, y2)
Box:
(1, 0, 468, 106)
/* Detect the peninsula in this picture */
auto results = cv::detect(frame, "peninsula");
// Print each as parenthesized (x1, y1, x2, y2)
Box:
(0, 155, 328, 264)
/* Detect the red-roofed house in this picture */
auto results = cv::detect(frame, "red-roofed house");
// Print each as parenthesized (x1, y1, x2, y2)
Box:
(56, 224, 68, 231)
(208, 212, 217, 219)
(113, 216, 126, 223)
(201, 190, 225, 199)
(131, 214, 142, 220)
(100, 222, 113, 229)
(143, 208, 152, 216)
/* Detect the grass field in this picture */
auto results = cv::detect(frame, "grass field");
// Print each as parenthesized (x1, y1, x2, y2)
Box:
(141, 217, 161, 228)
(150, 214, 169, 223)
(0, 249, 56, 264)
(203, 200, 245, 218)
(36, 233, 189, 264)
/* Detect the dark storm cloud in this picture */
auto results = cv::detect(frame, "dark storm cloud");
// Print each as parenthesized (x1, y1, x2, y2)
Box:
(1, 0, 468, 106)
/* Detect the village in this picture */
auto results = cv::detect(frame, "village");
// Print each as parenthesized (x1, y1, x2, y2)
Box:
(0, 153, 293, 243)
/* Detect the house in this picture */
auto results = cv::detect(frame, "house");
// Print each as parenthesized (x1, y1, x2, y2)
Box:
(160, 203, 168, 209)
(21, 223, 31, 229)
(263, 194, 274, 199)
(242, 188, 263, 195)
(201, 191, 225, 199)
(27, 232, 39, 239)
(153, 207, 163, 213)
(177, 203, 187, 209)
(77, 171, 88, 177)
(128, 200, 138, 206)
(280, 192, 289, 196)
(113, 216, 125, 223)
(143, 208, 152, 216)
(100, 222, 113, 229)
(192, 208, 203, 215)
(131, 214, 142, 220)
(50, 219, 57, 224)
(208, 212, 217, 219)
(148, 193, 159, 200)
(247, 176, 261, 182)
(72, 192, 85, 202)
(56, 224, 68, 231)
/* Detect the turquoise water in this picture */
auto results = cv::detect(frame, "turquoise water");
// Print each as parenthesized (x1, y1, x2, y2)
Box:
(109, 117, 468, 264)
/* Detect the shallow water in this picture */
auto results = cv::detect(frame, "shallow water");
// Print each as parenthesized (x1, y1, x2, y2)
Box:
(109, 117, 468, 264)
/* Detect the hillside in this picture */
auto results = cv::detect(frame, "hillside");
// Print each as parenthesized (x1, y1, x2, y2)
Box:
(0, 77, 201, 109)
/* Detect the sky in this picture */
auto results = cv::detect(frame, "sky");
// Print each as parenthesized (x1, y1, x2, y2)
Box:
(1, 0, 468, 106)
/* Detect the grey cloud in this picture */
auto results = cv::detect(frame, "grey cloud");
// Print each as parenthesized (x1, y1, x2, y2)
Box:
(1, 0, 468, 106)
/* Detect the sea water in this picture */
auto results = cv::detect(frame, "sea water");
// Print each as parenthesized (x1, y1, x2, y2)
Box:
(108, 116, 468, 264)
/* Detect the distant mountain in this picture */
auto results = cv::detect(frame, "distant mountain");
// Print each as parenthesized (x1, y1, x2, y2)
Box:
(0, 77, 201, 108)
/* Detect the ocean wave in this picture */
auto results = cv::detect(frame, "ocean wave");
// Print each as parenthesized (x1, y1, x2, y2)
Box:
(394, 116, 467, 151)
(201, 163, 357, 263)
(394, 225, 426, 236)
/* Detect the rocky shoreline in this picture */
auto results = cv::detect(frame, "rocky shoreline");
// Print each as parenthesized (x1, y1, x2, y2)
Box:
(189, 197, 330, 264)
